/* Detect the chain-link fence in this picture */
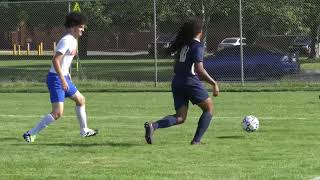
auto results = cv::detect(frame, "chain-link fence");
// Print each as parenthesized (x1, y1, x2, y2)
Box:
(0, 0, 319, 89)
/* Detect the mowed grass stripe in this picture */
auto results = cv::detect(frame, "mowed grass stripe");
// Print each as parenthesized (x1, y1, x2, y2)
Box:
(0, 91, 319, 180)
(0, 114, 309, 120)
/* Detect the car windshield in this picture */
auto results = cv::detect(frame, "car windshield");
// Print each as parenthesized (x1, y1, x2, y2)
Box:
(222, 39, 238, 43)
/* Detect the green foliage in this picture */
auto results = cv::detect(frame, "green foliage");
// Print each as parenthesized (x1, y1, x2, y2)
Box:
(243, 0, 306, 35)
(2, 0, 316, 38)
(81, 1, 112, 30)
(82, 0, 153, 31)
(0, 3, 22, 31)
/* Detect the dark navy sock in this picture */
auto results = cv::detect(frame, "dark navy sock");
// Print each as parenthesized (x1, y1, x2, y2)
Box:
(193, 111, 213, 142)
(152, 115, 177, 129)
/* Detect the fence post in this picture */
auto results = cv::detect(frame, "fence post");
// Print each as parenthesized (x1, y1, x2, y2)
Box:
(38, 44, 41, 56)
(40, 42, 43, 55)
(27, 43, 30, 55)
(18, 45, 21, 55)
(13, 44, 17, 55)
(53, 42, 56, 54)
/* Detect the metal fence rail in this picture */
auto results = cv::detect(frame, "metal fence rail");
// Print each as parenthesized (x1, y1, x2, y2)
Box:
(0, 0, 319, 87)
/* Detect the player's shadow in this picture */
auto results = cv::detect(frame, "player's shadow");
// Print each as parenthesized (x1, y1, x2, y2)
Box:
(0, 137, 20, 141)
(41, 142, 141, 147)
(14, 142, 141, 147)
(216, 135, 245, 139)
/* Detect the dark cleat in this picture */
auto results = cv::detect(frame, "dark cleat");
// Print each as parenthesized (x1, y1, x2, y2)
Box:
(190, 140, 205, 145)
(144, 122, 154, 144)
(22, 131, 36, 143)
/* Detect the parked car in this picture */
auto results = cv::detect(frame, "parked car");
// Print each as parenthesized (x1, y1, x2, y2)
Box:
(148, 34, 176, 56)
(204, 46, 300, 80)
(217, 37, 247, 51)
(289, 36, 311, 56)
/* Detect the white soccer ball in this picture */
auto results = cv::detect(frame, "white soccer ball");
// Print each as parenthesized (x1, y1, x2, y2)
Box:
(242, 115, 259, 132)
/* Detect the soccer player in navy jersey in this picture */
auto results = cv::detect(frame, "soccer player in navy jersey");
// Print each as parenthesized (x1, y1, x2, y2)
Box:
(144, 18, 219, 145)
(22, 12, 98, 143)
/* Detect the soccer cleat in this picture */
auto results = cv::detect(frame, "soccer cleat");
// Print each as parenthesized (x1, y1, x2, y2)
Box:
(22, 132, 36, 143)
(80, 128, 98, 137)
(190, 140, 205, 145)
(144, 122, 154, 144)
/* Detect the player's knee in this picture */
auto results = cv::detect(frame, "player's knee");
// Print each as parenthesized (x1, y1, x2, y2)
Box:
(207, 107, 213, 114)
(81, 96, 86, 104)
(176, 116, 186, 124)
(51, 111, 63, 120)
(76, 96, 85, 106)
(203, 102, 213, 114)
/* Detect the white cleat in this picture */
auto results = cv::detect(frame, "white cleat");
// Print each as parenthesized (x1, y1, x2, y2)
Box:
(80, 128, 98, 137)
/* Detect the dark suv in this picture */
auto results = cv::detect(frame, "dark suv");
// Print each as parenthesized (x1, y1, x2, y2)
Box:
(289, 36, 311, 56)
(148, 34, 176, 56)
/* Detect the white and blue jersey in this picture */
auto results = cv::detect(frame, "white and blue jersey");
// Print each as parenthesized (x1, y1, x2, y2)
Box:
(171, 39, 209, 110)
(47, 34, 78, 103)
(49, 34, 77, 75)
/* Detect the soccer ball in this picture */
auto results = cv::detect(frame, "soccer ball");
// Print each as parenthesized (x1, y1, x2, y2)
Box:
(242, 115, 259, 132)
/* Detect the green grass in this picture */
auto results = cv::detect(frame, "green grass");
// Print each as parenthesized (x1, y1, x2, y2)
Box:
(0, 59, 174, 82)
(1, 59, 320, 92)
(0, 92, 320, 179)
(302, 63, 320, 71)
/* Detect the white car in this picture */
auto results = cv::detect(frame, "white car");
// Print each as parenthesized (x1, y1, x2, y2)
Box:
(217, 37, 246, 51)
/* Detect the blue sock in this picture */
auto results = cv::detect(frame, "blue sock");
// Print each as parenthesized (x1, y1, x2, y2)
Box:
(152, 115, 177, 129)
(193, 111, 213, 142)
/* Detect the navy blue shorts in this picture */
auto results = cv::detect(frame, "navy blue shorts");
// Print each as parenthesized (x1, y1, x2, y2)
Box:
(171, 76, 209, 110)
(46, 72, 78, 103)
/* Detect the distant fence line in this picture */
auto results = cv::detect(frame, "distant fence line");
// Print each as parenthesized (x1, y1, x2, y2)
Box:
(0, 0, 319, 86)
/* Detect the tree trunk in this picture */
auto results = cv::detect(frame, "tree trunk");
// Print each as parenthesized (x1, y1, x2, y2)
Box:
(201, 1, 211, 54)
(309, 24, 317, 59)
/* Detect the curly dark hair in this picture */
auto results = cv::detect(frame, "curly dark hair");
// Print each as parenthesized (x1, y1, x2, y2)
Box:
(64, 12, 87, 28)
(168, 18, 203, 55)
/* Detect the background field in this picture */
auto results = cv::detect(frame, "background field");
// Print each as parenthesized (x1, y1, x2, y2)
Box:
(0, 91, 319, 180)
(1, 58, 320, 93)
(2, 1, 320, 179)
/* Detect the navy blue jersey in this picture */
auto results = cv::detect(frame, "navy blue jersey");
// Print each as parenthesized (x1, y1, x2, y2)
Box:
(171, 39, 208, 109)
(173, 39, 204, 77)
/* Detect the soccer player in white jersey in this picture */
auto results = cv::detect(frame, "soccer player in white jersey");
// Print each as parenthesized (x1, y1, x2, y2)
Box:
(23, 12, 98, 143)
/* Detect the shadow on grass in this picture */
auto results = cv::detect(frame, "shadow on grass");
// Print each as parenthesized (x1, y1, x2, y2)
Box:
(13, 141, 142, 147)
(216, 135, 245, 139)
(0, 137, 20, 141)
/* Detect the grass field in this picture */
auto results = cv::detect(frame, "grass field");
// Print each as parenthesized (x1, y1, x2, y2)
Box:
(1, 59, 320, 92)
(1, 91, 320, 180)
(0, 59, 174, 82)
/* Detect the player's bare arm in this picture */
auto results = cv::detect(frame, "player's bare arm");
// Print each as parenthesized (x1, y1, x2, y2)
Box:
(195, 61, 219, 97)
(52, 52, 68, 91)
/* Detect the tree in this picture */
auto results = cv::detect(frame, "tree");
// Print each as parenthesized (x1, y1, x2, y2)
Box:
(297, 0, 320, 58)
(0, 3, 25, 32)
(242, 0, 305, 35)
(155, 0, 236, 51)
(82, 0, 153, 31)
